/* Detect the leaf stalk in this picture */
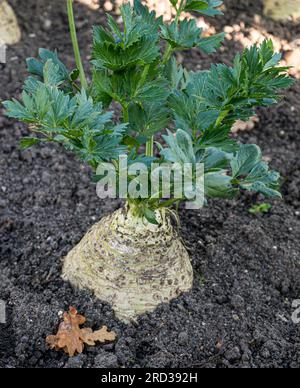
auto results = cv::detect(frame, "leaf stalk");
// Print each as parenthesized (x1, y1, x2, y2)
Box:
(67, 0, 88, 90)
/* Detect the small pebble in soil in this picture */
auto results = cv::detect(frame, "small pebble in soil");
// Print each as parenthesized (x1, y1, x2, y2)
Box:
(178, 332, 189, 345)
(43, 19, 52, 30)
(225, 347, 241, 362)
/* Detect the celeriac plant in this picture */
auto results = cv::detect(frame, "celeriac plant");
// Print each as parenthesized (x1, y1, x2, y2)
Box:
(3, 0, 293, 321)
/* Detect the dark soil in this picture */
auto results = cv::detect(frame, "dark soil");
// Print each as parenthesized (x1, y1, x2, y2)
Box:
(1, 0, 300, 368)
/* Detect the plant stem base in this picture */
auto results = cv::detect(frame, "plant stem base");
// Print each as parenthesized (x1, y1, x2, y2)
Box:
(62, 208, 193, 322)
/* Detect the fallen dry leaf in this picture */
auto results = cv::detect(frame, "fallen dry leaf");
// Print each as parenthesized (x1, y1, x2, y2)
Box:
(46, 307, 117, 357)
(81, 326, 117, 346)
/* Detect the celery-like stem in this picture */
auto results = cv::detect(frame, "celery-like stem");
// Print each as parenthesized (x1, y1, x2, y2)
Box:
(162, 0, 184, 64)
(138, 64, 153, 157)
(67, 0, 88, 90)
(146, 136, 154, 157)
(162, 45, 173, 65)
(122, 105, 129, 122)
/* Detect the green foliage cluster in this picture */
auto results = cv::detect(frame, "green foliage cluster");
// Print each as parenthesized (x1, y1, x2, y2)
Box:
(3, 0, 294, 223)
(249, 203, 272, 215)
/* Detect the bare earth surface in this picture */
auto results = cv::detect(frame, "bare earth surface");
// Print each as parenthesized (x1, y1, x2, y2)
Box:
(0, 0, 300, 368)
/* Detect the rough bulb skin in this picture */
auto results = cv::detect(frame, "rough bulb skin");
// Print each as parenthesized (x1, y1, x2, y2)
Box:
(0, 0, 21, 45)
(264, 0, 300, 20)
(62, 207, 194, 322)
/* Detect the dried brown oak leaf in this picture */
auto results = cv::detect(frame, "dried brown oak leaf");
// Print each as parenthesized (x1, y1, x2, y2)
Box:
(46, 306, 117, 357)
(81, 327, 117, 346)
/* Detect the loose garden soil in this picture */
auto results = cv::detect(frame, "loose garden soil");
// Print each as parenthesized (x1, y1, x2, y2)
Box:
(0, 0, 300, 368)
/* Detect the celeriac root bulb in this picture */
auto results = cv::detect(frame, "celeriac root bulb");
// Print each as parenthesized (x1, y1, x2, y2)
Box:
(263, 0, 300, 20)
(62, 207, 193, 322)
(0, 0, 21, 45)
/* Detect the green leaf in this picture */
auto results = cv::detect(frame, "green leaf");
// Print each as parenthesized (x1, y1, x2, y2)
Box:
(79, 136, 127, 163)
(3, 98, 34, 122)
(70, 90, 112, 131)
(164, 57, 189, 90)
(161, 129, 196, 164)
(26, 58, 44, 77)
(183, 0, 223, 16)
(184, 1, 209, 12)
(238, 161, 282, 198)
(169, 85, 220, 134)
(134, 78, 170, 103)
(230, 145, 282, 199)
(249, 203, 271, 214)
(161, 19, 203, 50)
(204, 171, 237, 199)
(23, 77, 43, 94)
(144, 208, 159, 225)
(134, 0, 163, 31)
(69, 69, 80, 82)
(46, 88, 76, 127)
(194, 0, 223, 16)
(197, 110, 220, 130)
(20, 137, 42, 149)
(231, 144, 262, 177)
(198, 33, 225, 54)
(43, 59, 64, 86)
(38, 49, 68, 77)
(92, 69, 115, 105)
(196, 124, 237, 152)
(92, 2, 161, 72)
(25, 50, 77, 96)
(110, 123, 129, 138)
(128, 102, 171, 139)
(93, 36, 160, 71)
(179, 41, 294, 133)
(240, 181, 282, 198)
(200, 147, 231, 170)
(4, 82, 125, 166)
(27, 49, 69, 82)
(240, 161, 279, 185)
